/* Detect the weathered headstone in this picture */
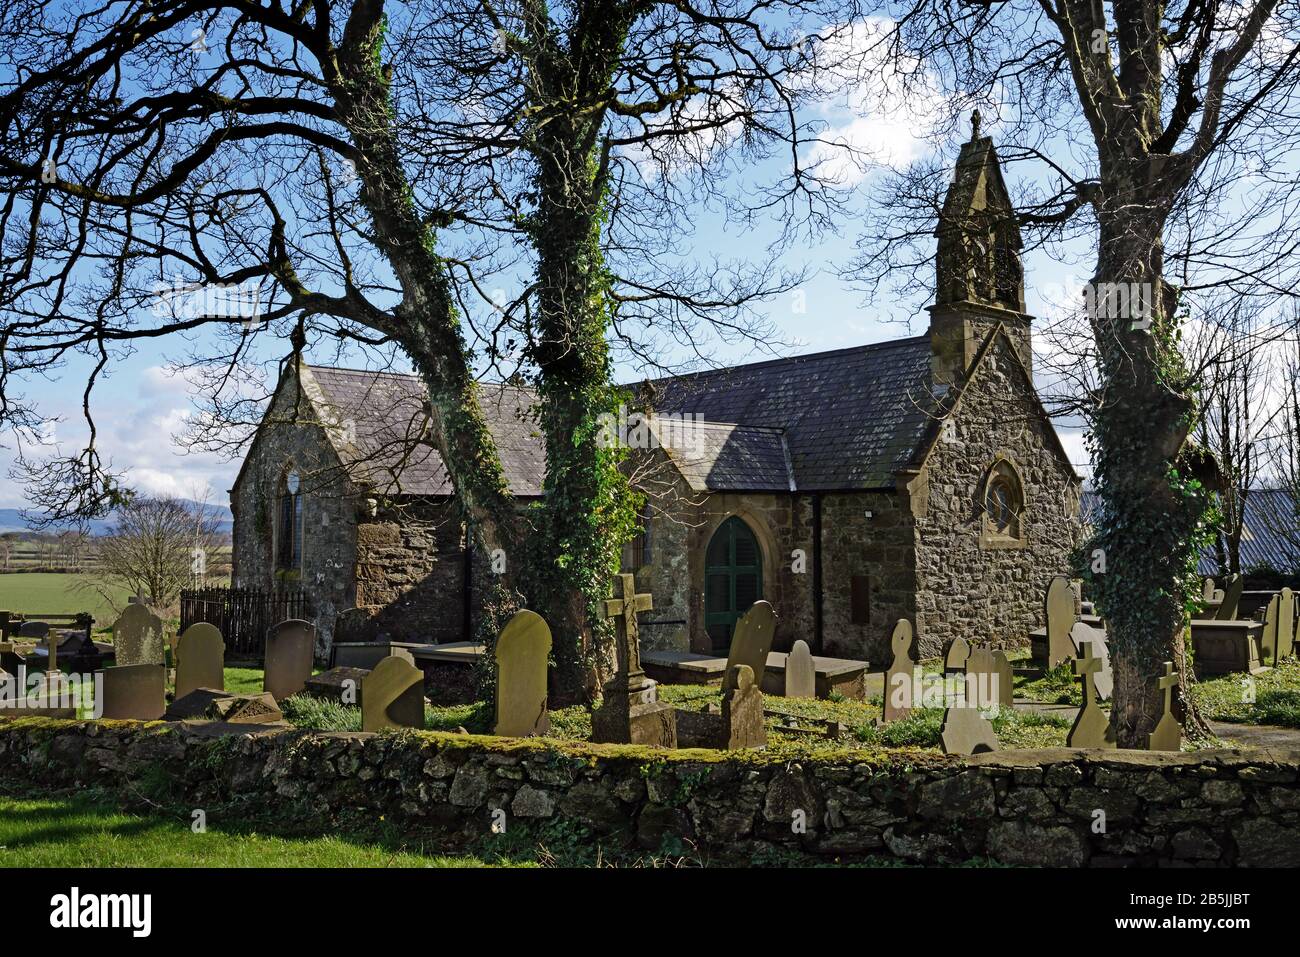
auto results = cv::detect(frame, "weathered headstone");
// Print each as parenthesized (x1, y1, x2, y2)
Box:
(99, 664, 166, 721)
(883, 619, 915, 721)
(991, 650, 1014, 707)
(965, 646, 1000, 710)
(1045, 576, 1076, 667)
(943, 635, 971, 675)
(112, 603, 165, 667)
(723, 601, 778, 692)
(263, 619, 316, 701)
(1066, 641, 1117, 749)
(1215, 573, 1245, 621)
(720, 664, 766, 749)
(167, 687, 235, 721)
(174, 623, 225, 701)
(784, 639, 816, 698)
(1261, 593, 1282, 665)
(1069, 620, 1113, 700)
(939, 704, 1000, 754)
(1202, 577, 1216, 602)
(361, 654, 425, 732)
(1278, 587, 1295, 661)
(493, 609, 552, 737)
(1148, 662, 1182, 752)
(592, 575, 676, 747)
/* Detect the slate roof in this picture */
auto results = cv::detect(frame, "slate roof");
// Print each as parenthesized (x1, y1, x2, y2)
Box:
(305, 366, 545, 497)
(1082, 489, 1300, 574)
(293, 336, 940, 497)
(643, 337, 938, 490)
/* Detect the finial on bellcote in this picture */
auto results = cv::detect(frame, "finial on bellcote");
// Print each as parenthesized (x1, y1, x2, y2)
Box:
(970, 109, 982, 141)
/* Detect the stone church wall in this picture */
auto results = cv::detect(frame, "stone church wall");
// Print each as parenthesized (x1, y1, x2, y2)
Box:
(913, 334, 1081, 658)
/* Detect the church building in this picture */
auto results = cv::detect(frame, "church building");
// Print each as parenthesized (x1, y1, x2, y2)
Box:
(230, 129, 1083, 662)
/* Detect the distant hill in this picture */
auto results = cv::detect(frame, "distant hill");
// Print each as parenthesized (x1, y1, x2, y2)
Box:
(0, 500, 233, 537)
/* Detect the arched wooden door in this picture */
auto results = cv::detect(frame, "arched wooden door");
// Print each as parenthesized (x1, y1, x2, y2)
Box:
(704, 516, 763, 653)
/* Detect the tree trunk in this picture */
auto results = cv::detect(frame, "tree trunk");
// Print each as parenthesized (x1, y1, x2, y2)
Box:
(1086, 176, 1215, 747)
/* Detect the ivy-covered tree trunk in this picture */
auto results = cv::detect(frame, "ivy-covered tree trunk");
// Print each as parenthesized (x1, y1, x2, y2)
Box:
(331, 3, 521, 593)
(519, 1, 640, 704)
(1083, 167, 1215, 748)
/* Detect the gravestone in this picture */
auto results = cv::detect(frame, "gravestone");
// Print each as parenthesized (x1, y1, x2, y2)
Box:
(361, 654, 425, 732)
(174, 623, 225, 701)
(1261, 594, 1282, 666)
(0, 641, 24, 676)
(591, 575, 676, 747)
(723, 601, 778, 693)
(1202, 577, 1216, 602)
(1148, 662, 1182, 752)
(99, 665, 166, 721)
(883, 619, 915, 721)
(1066, 641, 1117, 749)
(303, 667, 370, 706)
(943, 635, 971, 675)
(1069, 620, 1113, 700)
(63, 633, 104, 674)
(965, 646, 1000, 710)
(1215, 573, 1245, 621)
(720, 664, 766, 749)
(1190, 619, 1265, 676)
(1279, 587, 1295, 661)
(939, 704, 1000, 754)
(991, 650, 1014, 707)
(1044, 576, 1076, 667)
(263, 619, 316, 701)
(209, 691, 285, 724)
(493, 609, 552, 737)
(784, 640, 816, 698)
(113, 603, 165, 667)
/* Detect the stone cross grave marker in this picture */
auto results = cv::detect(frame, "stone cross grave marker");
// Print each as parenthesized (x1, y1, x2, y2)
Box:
(113, 603, 165, 667)
(263, 619, 316, 701)
(493, 609, 552, 737)
(362, 655, 425, 732)
(99, 664, 166, 720)
(785, 639, 816, 698)
(1148, 662, 1182, 752)
(1262, 593, 1281, 666)
(592, 575, 676, 746)
(943, 635, 971, 675)
(883, 619, 915, 721)
(1066, 641, 1117, 749)
(1045, 575, 1076, 667)
(721, 663, 766, 749)
(1215, 573, 1245, 621)
(723, 600, 777, 693)
(1069, 620, 1113, 700)
(174, 623, 225, 701)
(1279, 587, 1295, 662)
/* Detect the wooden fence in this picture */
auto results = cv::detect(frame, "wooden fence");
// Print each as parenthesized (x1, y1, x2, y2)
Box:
(179, 586, 314, 659)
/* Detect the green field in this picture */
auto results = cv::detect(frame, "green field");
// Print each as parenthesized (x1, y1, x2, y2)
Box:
(0, 794, 507, 867)
(0, 573, 134, 630)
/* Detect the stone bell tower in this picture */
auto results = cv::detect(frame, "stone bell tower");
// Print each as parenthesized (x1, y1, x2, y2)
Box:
(928, 111, 1032, 388)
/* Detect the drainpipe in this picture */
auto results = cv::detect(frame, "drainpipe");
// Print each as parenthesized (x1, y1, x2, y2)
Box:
(812, 492, 824, 654)
(462, 540, 473, 643)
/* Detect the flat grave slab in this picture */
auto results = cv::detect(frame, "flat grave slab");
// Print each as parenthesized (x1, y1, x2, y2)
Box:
(1190, 619, 1266, 677)
(642, 649, 868, 700)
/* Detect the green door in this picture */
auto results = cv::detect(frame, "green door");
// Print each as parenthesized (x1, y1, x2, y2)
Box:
(704, 517, 763, 654)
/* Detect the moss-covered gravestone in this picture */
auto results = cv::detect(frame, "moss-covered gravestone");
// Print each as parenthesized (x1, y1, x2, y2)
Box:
(493, 609, 552, 737)
(592, 576, 676, 747)
(263, 619, 316, 701)
(1066, 641, 1116, 749)
(362, 655, 425, 732)
(174, 623, 224, 701)
(883, 619, 915, 721)
(785, 639, 816, 698)
(99, 664, 165, 720)
(720, 664, 766, 749)
(1148, 662, 1182, 752)
(113, 603, 165, 668)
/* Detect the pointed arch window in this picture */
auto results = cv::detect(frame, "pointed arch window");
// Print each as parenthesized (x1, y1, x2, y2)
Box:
(277, 470, 303, 571)
(982, 459, 1025, 547)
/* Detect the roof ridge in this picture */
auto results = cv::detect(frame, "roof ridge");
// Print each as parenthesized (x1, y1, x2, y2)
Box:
(642, 334, 929, 385)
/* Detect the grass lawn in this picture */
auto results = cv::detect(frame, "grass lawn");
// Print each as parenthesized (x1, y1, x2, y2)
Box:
(1191, 659, 1300, 727)
(0, 573, 134, 630)
(0, 793, 512, 868)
